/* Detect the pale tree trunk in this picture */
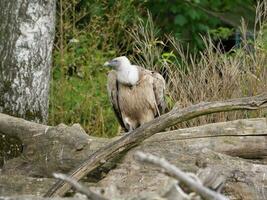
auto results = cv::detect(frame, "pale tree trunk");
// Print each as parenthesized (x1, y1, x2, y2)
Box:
(0, 0, 56, 123)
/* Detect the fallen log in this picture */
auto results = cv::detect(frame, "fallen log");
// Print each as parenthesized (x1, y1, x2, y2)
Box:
(0, 121, 110, 177)
(1, 114, 266, 177)
(0, 117, 266, 199)
(134, 151, 228, 200)
(43, 93, 267, 197)
(53, 173, 107, 200)
(0, 112, 112, 177)
(147, 117, 267, 160)
(93, 148, 267, 200)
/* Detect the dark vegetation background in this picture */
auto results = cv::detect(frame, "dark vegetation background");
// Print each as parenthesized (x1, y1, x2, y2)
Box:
(49, 0, 267, 137)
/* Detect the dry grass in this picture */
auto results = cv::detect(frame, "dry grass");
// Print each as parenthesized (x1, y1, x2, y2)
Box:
(129, 2, 267, 128)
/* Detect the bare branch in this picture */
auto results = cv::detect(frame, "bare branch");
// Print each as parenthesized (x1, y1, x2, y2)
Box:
(44, 93, 267, 197)
(134, 151, 228, 200)
(53, 173, 107, 200)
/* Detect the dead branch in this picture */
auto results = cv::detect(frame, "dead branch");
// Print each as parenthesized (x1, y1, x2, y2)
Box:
(0, 112, 48, 143)
(44, 93, 267, 197)
(53, 173, 107, 200)
(134, 151, 228, 200)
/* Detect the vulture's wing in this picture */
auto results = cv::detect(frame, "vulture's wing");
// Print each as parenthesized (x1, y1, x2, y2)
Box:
(151, 71, 166, 115)
(107, 71, 126, 130)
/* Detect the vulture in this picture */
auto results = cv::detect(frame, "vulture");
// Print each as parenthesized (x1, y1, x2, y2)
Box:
(104, 56, 166, 132)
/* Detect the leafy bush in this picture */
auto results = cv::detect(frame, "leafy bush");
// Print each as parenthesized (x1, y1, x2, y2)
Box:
(141, 0, 255, 50)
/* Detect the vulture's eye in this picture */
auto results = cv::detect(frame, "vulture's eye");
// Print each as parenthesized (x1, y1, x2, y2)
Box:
(110, 60, 118, 65)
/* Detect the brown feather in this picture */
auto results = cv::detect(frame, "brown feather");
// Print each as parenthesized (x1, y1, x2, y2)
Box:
(107, 71, 126, 130)
(107, 67, 166, 131)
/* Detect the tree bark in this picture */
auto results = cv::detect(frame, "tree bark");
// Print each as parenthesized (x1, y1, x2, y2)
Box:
(0, 0, 56, 123)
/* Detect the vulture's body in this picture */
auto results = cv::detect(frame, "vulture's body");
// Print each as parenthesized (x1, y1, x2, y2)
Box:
(105, 56, 166, 132)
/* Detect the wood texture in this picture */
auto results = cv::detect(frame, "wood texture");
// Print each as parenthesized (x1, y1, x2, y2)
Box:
(44, 93, 267, 197)
(0, 115, 266, 199)
(134, 151, 228, 200)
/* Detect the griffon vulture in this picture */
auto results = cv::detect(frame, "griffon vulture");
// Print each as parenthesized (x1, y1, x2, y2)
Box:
(104, 56, 166, 132)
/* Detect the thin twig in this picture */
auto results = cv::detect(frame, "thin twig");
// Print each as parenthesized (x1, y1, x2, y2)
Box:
(134, 151, 229, 200)
(53, 173, 107, 200)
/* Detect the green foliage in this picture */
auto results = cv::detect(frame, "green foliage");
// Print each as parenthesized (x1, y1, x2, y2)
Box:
(50, 48, 119, 137)
(142, 0, 255, 50)
(49, 0, 264, 138)
(258, 24, 267, 52)
(49, 0, 142, 137)
(209, 27, 234, 40)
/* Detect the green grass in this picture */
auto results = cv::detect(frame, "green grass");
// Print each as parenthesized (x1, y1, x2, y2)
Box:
(47, 0, 142, 137)
(49, 52, 119, 138)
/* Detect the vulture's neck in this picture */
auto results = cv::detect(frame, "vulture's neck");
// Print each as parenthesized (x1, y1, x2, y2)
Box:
(117, 64, 139, 86)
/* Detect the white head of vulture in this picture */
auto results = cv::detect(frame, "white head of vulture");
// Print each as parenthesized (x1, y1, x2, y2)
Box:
(104, 56, 166, 132)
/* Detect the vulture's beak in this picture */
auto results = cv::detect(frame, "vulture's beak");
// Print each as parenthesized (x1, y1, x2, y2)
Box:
(104, 61, 111, 67)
